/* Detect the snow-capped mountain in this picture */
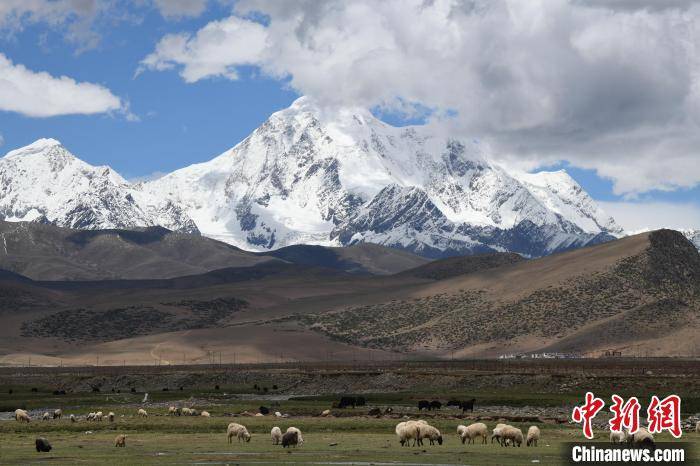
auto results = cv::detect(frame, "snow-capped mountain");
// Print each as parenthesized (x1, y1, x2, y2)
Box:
(681, 230, 700, 250)
(0, 139, 198, 233)
(142, 97, 622, 257)
(0, 98, 624, 258)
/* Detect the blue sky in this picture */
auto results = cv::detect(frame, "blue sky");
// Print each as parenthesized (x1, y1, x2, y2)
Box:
(0, 0, 699, 230)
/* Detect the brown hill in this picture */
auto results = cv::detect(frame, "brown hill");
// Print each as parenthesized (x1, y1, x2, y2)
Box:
(0, 229, 698, 364)
(0, 221, 427, 280)
(398, 251, 524, 280)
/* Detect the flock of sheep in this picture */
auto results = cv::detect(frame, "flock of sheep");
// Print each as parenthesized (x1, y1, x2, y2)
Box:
(395, 421, 539, 448)
(14, 404, 700, 454)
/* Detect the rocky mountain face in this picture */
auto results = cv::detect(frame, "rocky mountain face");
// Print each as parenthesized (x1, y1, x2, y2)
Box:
(142, 97, 622, 257)
(0, 139, 198, 234)
(1, 98, 625, 258)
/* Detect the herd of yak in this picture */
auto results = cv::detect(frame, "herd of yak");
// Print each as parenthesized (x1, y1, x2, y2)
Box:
(334, 396, 476, 413)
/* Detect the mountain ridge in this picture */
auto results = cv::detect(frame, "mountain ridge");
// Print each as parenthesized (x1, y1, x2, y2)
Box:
(0, 97, 627, 258)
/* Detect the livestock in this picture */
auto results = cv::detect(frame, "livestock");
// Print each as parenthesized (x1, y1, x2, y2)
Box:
(115, 434, 127, 447)
(137, 409, 148, 417)
(526, 426, 540, 447)
(286, 427, 304, 445)
(462, 422, 488, 444)
(271, 426, 283, 445)
(53, 409, 62, 420)
(35, 438, 52, 452)
(227, 422, 251, 443)
(281, 430, 299, 448)
(15, 409, 30, 423)
(501, 426, 524, 447)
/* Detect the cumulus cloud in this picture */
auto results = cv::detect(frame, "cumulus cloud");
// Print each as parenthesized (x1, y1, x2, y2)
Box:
(599, 201, 700, 231)
(0, 53, 124, 117)
(141, 0, 700, 196)
(152, 0, 209, 19)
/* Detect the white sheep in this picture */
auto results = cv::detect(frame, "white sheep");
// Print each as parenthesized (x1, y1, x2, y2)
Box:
(610, 429, 627, 443)
(137, 408, 148, 417)
(95, 411, 103, 421)
(320, 409, 331, 417)
(70, 414, 77, 423)
(286, 427, 304, 445)
(201, 411, 211, 417)
(168, 406, 177, 416)
(526, 426, 540, 447)
(53, 409, 62, 420)
(462, 422, 488, 444)
(108, 412, 115, 422)
(181, 407, 192, 416)
(418, 423, 443, 446)
(629, 427, 654, 447)
(227, 422, 251, 443)
(14, 409, 30, 423)
(491, 423, 509, 444)
(500, 426, 524, 447)
(696, 421, 700, 434)
(274, 411, 283, 417)
(271, 426, 283, 445)
(42, 412, 50, 421)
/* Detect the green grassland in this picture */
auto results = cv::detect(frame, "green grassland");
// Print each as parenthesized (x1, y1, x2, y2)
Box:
(1, 393, 698, 465)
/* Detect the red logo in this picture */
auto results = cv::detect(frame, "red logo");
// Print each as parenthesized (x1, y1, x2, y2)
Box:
(609, 394, 641, 434)
(647, 394, 682, 438)
(572, 391, 605, 439)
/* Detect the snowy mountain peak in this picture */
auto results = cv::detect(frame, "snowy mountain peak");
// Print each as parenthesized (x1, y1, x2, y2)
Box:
(4, 138, 64, 158)
(143, 97, 621, 256)
(0, 140, 198, 233)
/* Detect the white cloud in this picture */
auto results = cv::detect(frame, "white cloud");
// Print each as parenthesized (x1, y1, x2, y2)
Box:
(152, 0, 209, 19)
(0, 53, 123, 117)
(139, 15, 267, 82)
(141, 0, 700, 197)
(599, 201, 700, 232)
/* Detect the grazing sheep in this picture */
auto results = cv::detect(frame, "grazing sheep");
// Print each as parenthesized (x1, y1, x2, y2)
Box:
(181, 407, 192, 416)
(399, 421, 424, 447)
(53, 409, 62, 420)
(15, 409, 31, 423)
(610, 429, 627, 443)
(695, 421, 700, 434)
(201, 411, 211, 418)
(254, 413, 264, 417)
(462, 422, 488, 445)
(86, 412, 95, 421)
(95, 411, 103, 421)
(281, 430, 299, 448)
(629, 428, 655, 447)
(227, 422, 251, 443)
(115, 434, 127, 447)
(70, 414, 77, 423)
(42, 412, 50, 421)
(396, 421, 415, 447)
(500, 426, 524, 447)
(418, 423, 443, 446)
(457, 425, 467, 438)
(108, 412, 115, 422)
(429, 400, 442, 411)
(274, 411, 282, 417)
(35, 437, 52, 452)
(137, 409, 148, 417)
(286, 427, 304, 445)
(417, 400, 430, 411)
(168, 406, 177, 416)
(271, 426, 283, 445)
(368, 407, 382, 416)
(526, 426, 540, 447)
(259, 406, 270, 415)
(321, 409, 331, 417)
(491, 423, 509, 444)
